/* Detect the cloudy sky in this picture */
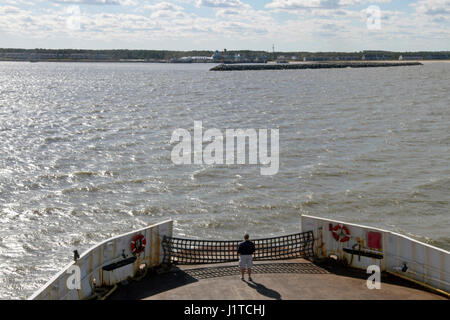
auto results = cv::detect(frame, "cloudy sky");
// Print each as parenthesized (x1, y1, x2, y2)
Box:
(0, 0, 449, 51)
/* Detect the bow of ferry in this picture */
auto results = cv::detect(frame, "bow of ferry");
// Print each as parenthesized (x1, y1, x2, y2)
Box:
(29, 215, 449, 300)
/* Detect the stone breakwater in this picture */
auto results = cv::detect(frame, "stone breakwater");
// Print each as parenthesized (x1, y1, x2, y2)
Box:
(210, 62, 423, 71)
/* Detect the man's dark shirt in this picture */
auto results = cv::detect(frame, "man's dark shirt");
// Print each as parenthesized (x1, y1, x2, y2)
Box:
(238, 240, 255, 255)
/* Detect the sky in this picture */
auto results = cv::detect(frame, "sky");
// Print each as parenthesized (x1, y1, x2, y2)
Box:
(0, 0, 449, 51)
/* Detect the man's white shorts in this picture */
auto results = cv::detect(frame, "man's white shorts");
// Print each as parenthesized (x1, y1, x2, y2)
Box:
(239, 255, 253, 269)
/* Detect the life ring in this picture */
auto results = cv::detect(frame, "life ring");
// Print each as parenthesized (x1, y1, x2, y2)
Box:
(131, 234, 146, 255)
(329, 224, 351, 242)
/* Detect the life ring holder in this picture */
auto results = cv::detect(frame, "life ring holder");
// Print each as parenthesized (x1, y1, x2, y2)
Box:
(329, 224, 351, 243)
(131, 234, 147, 255)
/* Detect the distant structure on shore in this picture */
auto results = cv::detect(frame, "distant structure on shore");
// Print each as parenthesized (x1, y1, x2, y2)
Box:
(169, 49, 268, 64)
(0, 49, 448, 63)
(170, 56, 213, 63)
(210, 49, 267, 64)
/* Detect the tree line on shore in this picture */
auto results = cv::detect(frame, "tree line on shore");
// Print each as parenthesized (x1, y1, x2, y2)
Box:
(0, 48, 449, 61)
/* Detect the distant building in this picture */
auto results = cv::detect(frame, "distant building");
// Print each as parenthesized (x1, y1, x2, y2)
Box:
(212, 49, 234, 63)
(303, 56, 333, 61)
(426, 54, 450, 60)
(213, 50, 221, 60)
(170, 56, 213, 63)
(233, 54, 244, 62)
(209, 50, 266, 63)
(254, 53, 267, 63)
(192, 56, 213, 63)
(399, 55, 423, 60)
(277, 55, 288, 63)
(362, 54, 390, 61)
(335, 56, 362, 61)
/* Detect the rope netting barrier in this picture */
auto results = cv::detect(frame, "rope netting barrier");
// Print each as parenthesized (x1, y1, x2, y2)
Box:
(162, 231, 314, 265)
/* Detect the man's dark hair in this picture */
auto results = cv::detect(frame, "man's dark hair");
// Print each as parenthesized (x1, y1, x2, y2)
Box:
(244, 234, 249, 240)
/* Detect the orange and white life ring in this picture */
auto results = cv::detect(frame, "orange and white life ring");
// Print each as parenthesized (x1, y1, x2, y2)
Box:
(131, 234, 146, 255)
(329, 224, 351, 243)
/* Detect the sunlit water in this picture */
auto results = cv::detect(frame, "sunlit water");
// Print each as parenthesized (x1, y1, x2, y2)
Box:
(0, 61, 449, 299)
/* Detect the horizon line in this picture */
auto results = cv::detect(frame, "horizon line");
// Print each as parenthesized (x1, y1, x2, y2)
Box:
(1, 48, 450, 53)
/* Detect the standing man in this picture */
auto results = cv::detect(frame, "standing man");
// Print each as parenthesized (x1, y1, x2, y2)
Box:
(237, 234, 255, 281)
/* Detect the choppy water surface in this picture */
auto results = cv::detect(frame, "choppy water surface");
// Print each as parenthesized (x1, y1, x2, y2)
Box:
(0, 61, 449, 299)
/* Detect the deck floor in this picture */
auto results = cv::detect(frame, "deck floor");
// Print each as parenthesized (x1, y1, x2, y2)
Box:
(108, 259, 446, 300)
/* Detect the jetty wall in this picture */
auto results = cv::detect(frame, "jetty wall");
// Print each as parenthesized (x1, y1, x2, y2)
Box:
(210, 62, 422, 71)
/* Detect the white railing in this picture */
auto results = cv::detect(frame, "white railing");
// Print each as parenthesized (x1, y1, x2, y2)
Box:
(29, 220, 173, 300)
(301, 215, 449, 293)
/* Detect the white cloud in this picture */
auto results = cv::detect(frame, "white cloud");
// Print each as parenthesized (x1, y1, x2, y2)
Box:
(195, 0, 250, 9)
(51, 0, 137, 5)
(265, 0, 390, 10)
(2, 0, 33, 5)
(144, 2, 184, 11)
(215, 8, 240, 17)
(0, 0, 448, 50)
(0, 5, 22, 14)
(414, 0, 450, 15)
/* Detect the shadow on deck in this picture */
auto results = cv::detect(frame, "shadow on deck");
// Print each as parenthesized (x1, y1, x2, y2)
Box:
(108, 259, 447, 300)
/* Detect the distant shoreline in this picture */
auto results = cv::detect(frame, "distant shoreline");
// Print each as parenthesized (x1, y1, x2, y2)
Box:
(1, 49, 449, 64)
(1, 59, 170, 63)
(1, 59, 450, 64)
